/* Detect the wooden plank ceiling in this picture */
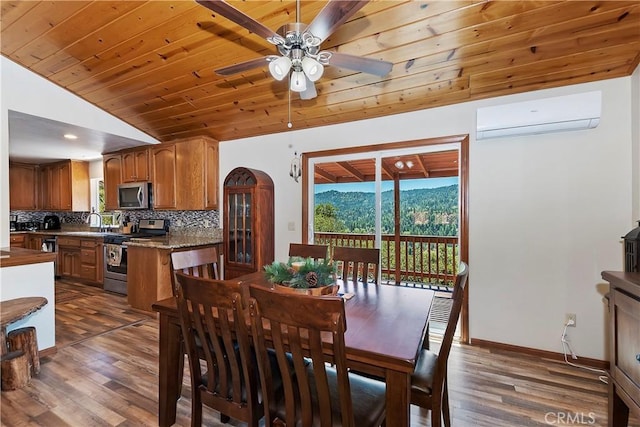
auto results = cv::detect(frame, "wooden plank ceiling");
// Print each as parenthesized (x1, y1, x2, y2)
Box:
(1, 0, 639, 147)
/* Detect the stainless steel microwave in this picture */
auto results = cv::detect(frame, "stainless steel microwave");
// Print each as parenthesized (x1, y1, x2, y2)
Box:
(117, 182, 150, 209)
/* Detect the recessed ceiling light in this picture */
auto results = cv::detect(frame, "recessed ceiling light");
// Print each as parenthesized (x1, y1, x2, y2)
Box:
(64, 133, 78, 140)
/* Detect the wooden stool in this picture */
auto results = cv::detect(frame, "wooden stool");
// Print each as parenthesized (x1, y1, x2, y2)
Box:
(1, 350, 30, 390)
(0, 297, 48, 390)
(7, 327, 40, 376)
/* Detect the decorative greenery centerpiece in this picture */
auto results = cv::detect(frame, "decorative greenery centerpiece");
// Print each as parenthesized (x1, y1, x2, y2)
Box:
(264, 257, 336, 289)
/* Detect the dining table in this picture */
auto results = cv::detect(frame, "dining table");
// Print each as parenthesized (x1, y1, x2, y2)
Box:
(152, 271, 435, 427)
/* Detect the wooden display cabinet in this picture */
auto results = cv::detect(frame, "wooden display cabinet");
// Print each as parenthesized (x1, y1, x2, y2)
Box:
(601, 271, 640, 427)
(223, 167, 274, 279)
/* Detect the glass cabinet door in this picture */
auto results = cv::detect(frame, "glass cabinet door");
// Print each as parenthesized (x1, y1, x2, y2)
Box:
(227, 190, 253, 267)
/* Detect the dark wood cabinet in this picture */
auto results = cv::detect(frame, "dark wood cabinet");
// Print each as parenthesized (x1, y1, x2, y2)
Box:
(38, 160, 89, 211)
(9, 234, 26, 248)
(9, 162, 38, 210)
(103, 153, 122, 211)
(602, 271, 640, 427)
(223, 167, 274, 279)
(150, 143, 177, 209)
(58, 236, 102, 284)
(122, 147, 149, 183)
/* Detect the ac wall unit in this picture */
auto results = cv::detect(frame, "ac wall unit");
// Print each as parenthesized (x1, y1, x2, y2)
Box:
(476, 91, 601, 140)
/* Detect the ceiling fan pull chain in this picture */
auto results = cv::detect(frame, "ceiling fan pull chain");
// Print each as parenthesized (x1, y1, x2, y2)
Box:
(287, 78, 293, 129)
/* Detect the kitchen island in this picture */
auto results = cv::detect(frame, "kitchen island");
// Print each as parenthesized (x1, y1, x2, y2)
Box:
(125, 234, 223, 311)
(0, 247, 56, 355)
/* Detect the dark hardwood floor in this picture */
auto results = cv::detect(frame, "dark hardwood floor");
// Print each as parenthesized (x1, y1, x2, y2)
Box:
(1, 279, 637, 426)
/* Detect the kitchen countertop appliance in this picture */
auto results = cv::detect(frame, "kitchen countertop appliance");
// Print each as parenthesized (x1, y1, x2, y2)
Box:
(43, 215, 61, 230)
(103, 219, 169, 295)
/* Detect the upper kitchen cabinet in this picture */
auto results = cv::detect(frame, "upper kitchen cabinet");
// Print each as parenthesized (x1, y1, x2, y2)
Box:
(9, 162, 38, 210)
(150, 137, 219, 210)
(121, 147, 149, 183)
(103, 153, 122, 211)
(150, 143, 177, 209)
(39, 160, 89, 211)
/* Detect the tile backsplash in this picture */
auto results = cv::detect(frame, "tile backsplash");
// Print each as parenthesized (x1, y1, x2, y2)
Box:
(10, 209, 221, 235)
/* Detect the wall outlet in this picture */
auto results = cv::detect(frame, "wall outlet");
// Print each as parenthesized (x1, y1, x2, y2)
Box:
(565, 313, 577, 327)
(288, 221, 295, 231)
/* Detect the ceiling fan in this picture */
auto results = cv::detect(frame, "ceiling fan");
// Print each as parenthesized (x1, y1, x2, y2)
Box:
(196, 0, 393, 100)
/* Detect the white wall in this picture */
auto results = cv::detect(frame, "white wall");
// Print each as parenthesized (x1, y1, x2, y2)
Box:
(220, 76, 636, 360)
(0, 57, 156, 247)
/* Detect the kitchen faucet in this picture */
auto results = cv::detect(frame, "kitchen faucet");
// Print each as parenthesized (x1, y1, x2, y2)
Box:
(85, 210, 103, 232)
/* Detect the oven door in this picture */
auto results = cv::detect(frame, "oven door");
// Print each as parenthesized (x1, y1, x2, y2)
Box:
(104, 244, 128, 294)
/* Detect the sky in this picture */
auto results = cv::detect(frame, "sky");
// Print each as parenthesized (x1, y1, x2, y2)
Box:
(315, 177, 458, 194)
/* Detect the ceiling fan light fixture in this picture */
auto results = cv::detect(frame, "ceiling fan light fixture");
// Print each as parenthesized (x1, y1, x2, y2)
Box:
(290, 70, 307, 92)
(269, 56, 292, 81)
(301, 56, 323, 82)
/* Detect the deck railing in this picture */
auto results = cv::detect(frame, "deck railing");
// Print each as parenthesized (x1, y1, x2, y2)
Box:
(314, 232, 459, 286)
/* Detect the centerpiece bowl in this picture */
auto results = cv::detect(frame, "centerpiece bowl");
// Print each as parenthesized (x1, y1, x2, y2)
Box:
(264, 257, 338, 296)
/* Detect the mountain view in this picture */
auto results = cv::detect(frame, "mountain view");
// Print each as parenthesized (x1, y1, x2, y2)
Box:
(314, 184, 459, 236)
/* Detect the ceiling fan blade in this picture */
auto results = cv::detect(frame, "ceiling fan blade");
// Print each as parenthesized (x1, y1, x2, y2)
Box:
(196, 0, 283, 43)
(327, 52, 392, 77)
(215, 56, 275, 76)
(299, 77, 317, 100)
(305, 0, 369, 45)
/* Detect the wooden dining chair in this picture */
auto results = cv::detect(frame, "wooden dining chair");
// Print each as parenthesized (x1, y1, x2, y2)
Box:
(332, 246, 380, 283)
(247, 285, 387, 427)
(174, 271, 262, 427)
(411, 262, 469, 427)
(288, 243, 328, 261)
(170, 245, 220, 292)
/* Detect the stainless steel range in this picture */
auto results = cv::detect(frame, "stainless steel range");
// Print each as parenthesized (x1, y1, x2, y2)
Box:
(103, 219, 168, 295)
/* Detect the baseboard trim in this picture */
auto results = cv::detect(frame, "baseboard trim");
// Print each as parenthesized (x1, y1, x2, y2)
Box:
(39, 346, 57, 358)
(469, 338, 610, 370)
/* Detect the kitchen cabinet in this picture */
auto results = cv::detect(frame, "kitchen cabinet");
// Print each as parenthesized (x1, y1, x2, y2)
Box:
(122, 147, 149, 183)
(39, 160, 89, 211)
(602, 271, 640, 427)
(57, 237, 81, 278)
(79, 239, 102, 284)
(103, 154, 122, 211)
(150, 144, 177, 209)
(57, 236, 103, 284)
(128, 244, 221, 311)
(223, 167, 274, 279)
(9, 162, 38, 210)
(150, 137, 219, 210)
(26, 235, 43, 251)
(9, 234, 26, 248)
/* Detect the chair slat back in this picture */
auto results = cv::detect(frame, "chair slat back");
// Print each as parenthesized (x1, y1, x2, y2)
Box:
(288, 243, 328, 261)
(174, 272, 260, 424)
(248, 286, 354, 427)
(437, 262, 469, 373)
(170, 246, 220, 295)
(332, 246, 380, 284)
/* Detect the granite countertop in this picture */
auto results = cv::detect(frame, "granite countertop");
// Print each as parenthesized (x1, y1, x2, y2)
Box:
(123, 235, 223, 249)
(11, 229, 223, 249)
(13, 230, 118, 238)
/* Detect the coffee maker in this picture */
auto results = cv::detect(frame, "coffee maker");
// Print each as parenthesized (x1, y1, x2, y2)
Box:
(43, 215, 61, 230)
(9, 214, 17, 231)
